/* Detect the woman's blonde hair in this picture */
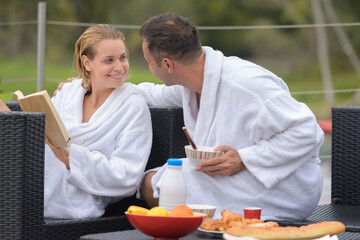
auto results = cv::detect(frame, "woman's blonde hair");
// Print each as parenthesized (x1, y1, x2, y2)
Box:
(75, 24, 125, 92)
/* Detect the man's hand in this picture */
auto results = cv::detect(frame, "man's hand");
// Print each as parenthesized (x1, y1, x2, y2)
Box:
(195, 145, 246, 176)
(53, 77, 77, 96)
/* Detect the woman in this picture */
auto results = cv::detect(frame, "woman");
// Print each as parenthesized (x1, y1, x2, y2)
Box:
(43, 24, 152, 219)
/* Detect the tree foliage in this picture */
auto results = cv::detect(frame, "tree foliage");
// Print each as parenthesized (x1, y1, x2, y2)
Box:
(0, 0, 359, 71)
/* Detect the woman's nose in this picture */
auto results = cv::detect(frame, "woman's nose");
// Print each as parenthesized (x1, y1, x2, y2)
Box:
(114, 60, 124, 71)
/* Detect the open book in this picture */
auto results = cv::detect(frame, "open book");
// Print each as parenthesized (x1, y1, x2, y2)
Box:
(14, 90, 71, 148)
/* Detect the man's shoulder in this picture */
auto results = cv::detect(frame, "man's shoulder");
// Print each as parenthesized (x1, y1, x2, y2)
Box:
(223, 55, 256, 69)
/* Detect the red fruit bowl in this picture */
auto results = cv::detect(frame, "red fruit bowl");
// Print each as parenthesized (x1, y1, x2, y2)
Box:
(125, 212, 205, 240)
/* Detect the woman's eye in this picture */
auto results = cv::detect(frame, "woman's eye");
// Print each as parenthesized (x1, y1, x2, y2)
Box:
(105, 59, 113, 63)
(120, 55, 127, 61)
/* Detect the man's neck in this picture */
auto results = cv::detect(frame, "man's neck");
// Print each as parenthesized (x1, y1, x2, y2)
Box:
(177, 51, 206, 95)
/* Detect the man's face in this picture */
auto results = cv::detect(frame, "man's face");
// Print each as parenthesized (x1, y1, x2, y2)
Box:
(142, 41, 172, 85)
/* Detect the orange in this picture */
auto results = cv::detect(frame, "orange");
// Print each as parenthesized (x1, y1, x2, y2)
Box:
(170, 205, 194, 217)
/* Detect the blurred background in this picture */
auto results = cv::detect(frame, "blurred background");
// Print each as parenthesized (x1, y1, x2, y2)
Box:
(1, 0, 359, 204)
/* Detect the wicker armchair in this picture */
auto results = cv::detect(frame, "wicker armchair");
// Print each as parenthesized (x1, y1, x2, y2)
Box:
(0, 102, 188, 240)
(277, 106, 360, 232)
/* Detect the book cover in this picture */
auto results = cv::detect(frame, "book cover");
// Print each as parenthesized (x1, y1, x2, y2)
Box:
(14, 90, 71, 148)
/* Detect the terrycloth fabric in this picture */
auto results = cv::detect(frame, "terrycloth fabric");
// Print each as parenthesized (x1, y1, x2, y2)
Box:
(136, 46, 324, 220)
(44, 80, 152, 219)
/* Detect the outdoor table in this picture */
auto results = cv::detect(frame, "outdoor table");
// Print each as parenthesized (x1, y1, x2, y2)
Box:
(80, 229, 360, 240)
(276, 204, 360, 232)
(80, 229, 220, 239)
(307, 204, 360, 232)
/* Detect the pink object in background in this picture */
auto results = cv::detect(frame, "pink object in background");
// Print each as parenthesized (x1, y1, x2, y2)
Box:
(243, 207, 261, 219)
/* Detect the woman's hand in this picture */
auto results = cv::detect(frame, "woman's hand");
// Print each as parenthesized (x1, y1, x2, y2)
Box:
(45, 136, 70, 169)
(0, 99, 11, 111)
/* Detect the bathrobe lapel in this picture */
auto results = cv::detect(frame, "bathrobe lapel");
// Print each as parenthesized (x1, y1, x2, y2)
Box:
(193, 47, 224, 145)
(66, 83, 136, 139)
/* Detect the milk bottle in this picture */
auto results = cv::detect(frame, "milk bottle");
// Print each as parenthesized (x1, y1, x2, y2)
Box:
(159, 158, 187, 212)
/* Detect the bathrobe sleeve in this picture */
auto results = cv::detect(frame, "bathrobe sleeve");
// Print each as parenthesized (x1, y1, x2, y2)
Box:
(67, 132, 150, 197)
(136, 82, 183, 107)
(236, 79, 324, 189)
(60, 95, 152, 197)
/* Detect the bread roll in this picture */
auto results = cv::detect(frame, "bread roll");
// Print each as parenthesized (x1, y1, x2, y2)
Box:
(225, 221, 346, 240)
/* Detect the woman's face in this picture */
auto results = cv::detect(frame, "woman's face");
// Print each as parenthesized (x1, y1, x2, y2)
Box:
(82, 39, 129, 91)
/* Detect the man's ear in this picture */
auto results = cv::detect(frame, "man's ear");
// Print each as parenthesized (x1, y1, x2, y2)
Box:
(81, 55, 91, 71)
(162, 57, 174, 73)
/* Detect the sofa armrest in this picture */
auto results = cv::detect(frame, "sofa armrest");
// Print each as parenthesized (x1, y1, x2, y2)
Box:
(0, 111, 46, 239)
(331, 105, 360, 205)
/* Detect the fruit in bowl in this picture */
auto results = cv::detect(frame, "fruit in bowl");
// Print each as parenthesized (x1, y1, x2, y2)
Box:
(184, 145, 222, 169)
(125, 205, 206, 240)
(170, 205, 194, 217)
(147, 206, 170, 216)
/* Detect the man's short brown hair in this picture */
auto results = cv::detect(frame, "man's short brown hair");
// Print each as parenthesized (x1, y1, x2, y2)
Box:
(140, 12, 202, 66)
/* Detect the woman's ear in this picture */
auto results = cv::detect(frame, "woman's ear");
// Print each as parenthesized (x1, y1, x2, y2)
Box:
(81, 55, 91, 71)
(161, 57, 174, 73)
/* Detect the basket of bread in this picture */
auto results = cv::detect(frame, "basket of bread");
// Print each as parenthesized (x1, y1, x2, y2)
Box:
(199, 209, 345, 240)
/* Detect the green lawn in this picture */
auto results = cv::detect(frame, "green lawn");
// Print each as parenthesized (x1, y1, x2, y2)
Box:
(0, 57, 162, 100)
(1, 57, 359, 119)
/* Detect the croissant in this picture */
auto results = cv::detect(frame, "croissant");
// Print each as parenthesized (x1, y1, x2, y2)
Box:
(199, 218, 227, 231)
(221, 209, 244, 226)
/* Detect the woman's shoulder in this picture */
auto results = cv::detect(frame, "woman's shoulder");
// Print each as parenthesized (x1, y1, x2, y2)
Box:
(112, 83, 149, 108)
(61, 79, 82, 93)
(52, 79, 83, 102)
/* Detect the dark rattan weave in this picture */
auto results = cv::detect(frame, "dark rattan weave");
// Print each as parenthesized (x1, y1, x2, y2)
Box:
(277, 106, 360, 232)
(0, 102, 188, 240)
(0, 111, 46, 240)
(307, 204, 360, 232)
(331, 106, 360, 205)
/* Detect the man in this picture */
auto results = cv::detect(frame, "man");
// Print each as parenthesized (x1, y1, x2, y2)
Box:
(58, 12, 324, 220)
(136, 13, 324, 221)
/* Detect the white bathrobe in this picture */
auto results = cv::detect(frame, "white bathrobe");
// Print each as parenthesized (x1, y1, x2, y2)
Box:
(44, 80, 152, 219)
(136, 46, 324, 221)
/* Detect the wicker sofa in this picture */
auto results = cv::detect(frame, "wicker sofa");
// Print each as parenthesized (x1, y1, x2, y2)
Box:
(0, 101, 188, 240)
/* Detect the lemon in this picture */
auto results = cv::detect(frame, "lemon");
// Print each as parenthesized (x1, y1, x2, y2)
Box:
(127, 205, 149, 215)
(146, 206, 169, 216)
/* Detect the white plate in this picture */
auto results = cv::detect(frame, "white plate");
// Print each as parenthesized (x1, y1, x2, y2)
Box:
(197, 228, 223, 236)
(223, 233, 259, 240)
(222, 233, 338, 240)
